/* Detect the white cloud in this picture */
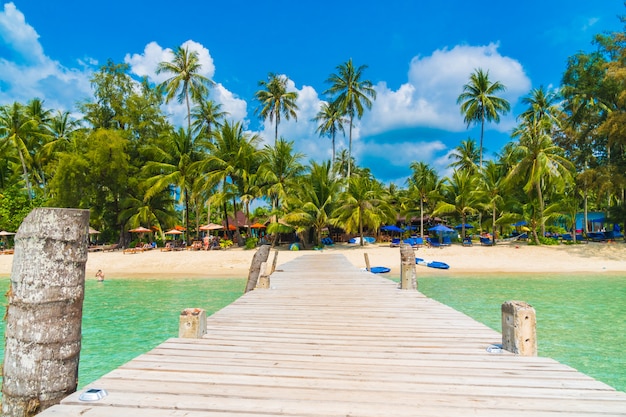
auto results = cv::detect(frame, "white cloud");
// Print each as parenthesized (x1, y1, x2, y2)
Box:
(361, 43, 531, 136)
(0, 2, 92, 110)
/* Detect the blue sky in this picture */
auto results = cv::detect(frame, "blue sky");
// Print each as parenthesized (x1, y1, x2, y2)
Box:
(0, 1, 623, 184)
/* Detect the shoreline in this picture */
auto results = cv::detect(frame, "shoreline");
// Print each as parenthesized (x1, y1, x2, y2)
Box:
(1, 242, 626, 280)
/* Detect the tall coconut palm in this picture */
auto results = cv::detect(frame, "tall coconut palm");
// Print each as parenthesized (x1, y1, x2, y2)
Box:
(332, 175, 394, 246)
(518, 86, 561, 131)
(448, 138, 481, 175)
(457, 68, 510, 167)
(191, 97, 228, 140)
(313, 101, 346, 171)
(406, 161, 440, 238)
(0, 102, 39, 199)
(254, 73, 299, 145)
(324, 59, 376, 178)
(203, 121, 263, 244)
(142, 128, 204, 244)
(433, 169, 481, 240)
(508, 120, 574, 243)
(157, 45, 213, 134)
(478, 160, 510, 244)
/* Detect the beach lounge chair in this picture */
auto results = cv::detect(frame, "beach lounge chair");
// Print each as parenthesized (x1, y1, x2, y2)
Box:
(441, 236, 452, 246)
(462, 237, 473, 246)
(427, 237, 442, 248)
(586, 232, 606, 242)
(480, 236, 493, 246)
(390, 238, 401, 247)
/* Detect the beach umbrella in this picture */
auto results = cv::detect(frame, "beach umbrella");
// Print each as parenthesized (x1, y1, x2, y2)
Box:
(88, 227, 100, 234)
(428, 224, 454, 233)
(164, 229, 183, 235)
(199, 223, 223, 231)
(0, 230, 16, 236)
(129, 226, 152, 233)
(512, 220, 527, 227)
(382, 225, 403, 233)
(454, 224, 474, 230)
(249, 222, 266, 229)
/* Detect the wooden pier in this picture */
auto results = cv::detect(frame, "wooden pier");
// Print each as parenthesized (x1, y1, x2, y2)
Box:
(40, 254, 626, 416)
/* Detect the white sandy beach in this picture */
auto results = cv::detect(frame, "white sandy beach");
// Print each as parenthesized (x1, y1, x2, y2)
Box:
(1, 241, 625, 279)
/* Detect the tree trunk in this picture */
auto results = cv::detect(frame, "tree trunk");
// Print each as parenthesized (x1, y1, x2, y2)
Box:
(2, 208, 90, 417)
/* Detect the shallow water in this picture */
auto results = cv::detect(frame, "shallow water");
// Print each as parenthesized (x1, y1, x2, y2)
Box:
(0, 273, 624, 394)
(417, 273, 626, 393)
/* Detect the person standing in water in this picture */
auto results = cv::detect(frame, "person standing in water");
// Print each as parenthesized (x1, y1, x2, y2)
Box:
(96, 269, 105, 282)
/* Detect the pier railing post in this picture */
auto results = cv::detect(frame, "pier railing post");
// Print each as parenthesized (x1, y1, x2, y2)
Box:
(179, 308, 207, 338)
(2, 208, 90, 417)
(399, 243, 417, 290)
(364, 253, 371, 272)
(245, 244, 271, 293)
(501, 300, 537, 356)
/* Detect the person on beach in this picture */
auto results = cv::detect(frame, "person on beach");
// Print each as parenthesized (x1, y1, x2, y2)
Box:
(96, 269, 105, 282)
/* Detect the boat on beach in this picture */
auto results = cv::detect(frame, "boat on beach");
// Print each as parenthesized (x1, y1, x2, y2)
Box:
(416, 257, 450, 269)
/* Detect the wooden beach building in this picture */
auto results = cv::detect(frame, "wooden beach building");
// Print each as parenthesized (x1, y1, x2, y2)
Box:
(39, 254, 626, 416)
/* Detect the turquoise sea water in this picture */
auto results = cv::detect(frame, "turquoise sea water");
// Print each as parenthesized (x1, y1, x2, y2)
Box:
(0, 273, 624, 393)
(417, 273, 626, 393)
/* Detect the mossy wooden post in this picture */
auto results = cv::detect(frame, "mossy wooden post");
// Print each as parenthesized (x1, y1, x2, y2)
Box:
(179, 308, 207, 338)
(501, 300, 537, 356)
(245, 244, 271, 293)
(2, 208, 89, 417)
(399, 243, 417, 290)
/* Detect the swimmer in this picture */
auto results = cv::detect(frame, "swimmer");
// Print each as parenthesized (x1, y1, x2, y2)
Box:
(96, 269, 105, 282)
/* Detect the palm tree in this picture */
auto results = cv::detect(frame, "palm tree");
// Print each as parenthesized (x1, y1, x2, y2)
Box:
(433, 169, 481, 240)
(518, 86, 561, 130)
(254, 73, 299, 145)
(478, 160, 510, 244)
(325, 59, 376, 178)
(508, 119, 574, 242)
(457, 68, 511, 167)
(191, 97, 228, 140)
(332, 175, 394, 246)
(284, 160, 342, 246)
(406, 161, 440, 238)
(203, 121, 263, 244)
(142, 128, 204, 244)
(0, 102, 39, 199)
(448, 138, 481, 175)
(157, 45, 213, 134)
(313, 101, 346, 171)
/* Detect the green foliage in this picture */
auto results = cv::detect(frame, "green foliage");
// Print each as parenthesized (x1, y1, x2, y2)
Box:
(244, 237, 258, 249)
(0, 185, 45, 231)
(220, 239, 233, 249)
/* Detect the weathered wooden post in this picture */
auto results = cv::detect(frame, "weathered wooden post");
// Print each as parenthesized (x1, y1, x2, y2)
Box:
(399, 243, 417, 290)
(244, 244, 271, 293)
(364, 253, 371, 272)
(270, 250, 279, 274)
(2, 208, 90, 417)
(256, 262, 270, 289)
(501, 300, 537, 356)
(179, 308, 207, 338)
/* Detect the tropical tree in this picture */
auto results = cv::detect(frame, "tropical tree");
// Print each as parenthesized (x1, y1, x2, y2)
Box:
(157, 45, 213, 134)
(203, 121, 263, 245)
(191, 97, 228, 140)
(448, 138, 481, 175)
(478, 160, 510, 244)
(332, 175, 394, 246)
(518, 86, 562, 131)
(313, 101, 345, 171)
(0, 102, 39, 199)
(254, 73, 299, 145)
(433, 169, 481, 240)
(405, 161, 440, 238)
(284, 160, 342, 246)
(325, 59, 376, 178)
(457, 68, 511, 167)
(508, 120, 574, 243)
(142, 127, 204, 243)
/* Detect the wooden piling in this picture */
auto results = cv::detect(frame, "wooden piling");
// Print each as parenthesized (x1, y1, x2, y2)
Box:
(399, 243, 417, 290)
(256, 262, 270, 289)
(364, 253, 371, 272)
(2, 208, 90, 417)
(501, 300, 537, 356)
(244, 244, 271, 293)
(270, 250, 279, 274)
(179, 308, 207, 338)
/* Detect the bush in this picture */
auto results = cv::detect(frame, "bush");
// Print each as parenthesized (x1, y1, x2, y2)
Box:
(245, 237, 258, 249)
(220, 239, 233, 249)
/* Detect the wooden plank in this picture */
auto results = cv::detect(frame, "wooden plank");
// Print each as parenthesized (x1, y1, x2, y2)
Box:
(38, 254, 626, 417)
